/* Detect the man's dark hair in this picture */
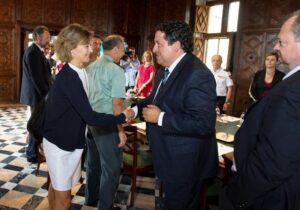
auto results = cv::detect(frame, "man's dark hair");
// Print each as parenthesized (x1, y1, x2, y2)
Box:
(102, 35, 124, 51)
(32, 25, 49, 41)
(155, 20, 193, 53)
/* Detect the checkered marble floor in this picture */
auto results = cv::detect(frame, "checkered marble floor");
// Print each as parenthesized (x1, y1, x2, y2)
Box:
(0, 105, 160, 210)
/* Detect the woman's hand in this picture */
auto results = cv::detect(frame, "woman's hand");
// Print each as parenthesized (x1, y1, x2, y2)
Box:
(122, 108, 135, 122)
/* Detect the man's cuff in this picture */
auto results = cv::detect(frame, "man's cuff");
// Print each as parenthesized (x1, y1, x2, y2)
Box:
(132, 106, 138, 118)
(158, 112, 165, 126)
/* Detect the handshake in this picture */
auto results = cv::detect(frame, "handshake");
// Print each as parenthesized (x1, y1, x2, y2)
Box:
(121, 105, 162, 123)
(122, 107, 135, 122)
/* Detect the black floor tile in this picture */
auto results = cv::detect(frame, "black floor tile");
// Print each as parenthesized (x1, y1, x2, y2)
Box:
(0, 188, 9, 198)
(9, 172, 28, 184)
(13, 184, 39, 194)
(4, 164, 24, 172)
(21, 195, 44, 209)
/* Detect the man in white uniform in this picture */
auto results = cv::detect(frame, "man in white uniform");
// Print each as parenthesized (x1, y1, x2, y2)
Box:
(210, 54, 233, 114)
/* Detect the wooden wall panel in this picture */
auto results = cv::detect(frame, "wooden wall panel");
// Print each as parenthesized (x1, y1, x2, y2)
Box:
(237, 33, 265, 82)
(111, 1, 128, 34)
(97, 0, 109, 34)
(44, 0, 68, 25)
(233, 33, 264, 114)
(0, 77, 16, 102)
(71, 0, 99, 30)
(164, 0, 187, 21)
(270, 0, 290, 25)
(0, 28, 15, 75)
(127, 0, 145, 36)
(0, 0, 15, 23)
(70, 0, 110, 34)
(21, 0, 44, 23)
(147, 0, 165, 39)
(145, 0, 195, 51)
(243, 0, 267, 28)
(0, 27, 16, 103)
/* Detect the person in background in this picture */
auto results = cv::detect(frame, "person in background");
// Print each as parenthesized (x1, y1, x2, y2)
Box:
(121, 51, 139, 91)
(128, 20, 218, 210)
(20, 25, 52, 163)
(89, 34, 102, 64)
(210, 54, 234, 114)
(249, 51, 285, 103)
(85, 35, 126, 210)
(219, 10, 300, 210)
(42, 24, 130, 210)
(129, 47, 140, 65)
(44, 43, 57, 78)
(134, 50, 155, 97)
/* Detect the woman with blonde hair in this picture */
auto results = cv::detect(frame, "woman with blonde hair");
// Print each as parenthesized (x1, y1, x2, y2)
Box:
(134, 50, 155, 97)
(42, 23, 129, 210)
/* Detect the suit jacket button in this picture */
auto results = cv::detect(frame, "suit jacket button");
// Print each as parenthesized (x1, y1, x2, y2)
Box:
(239, 201, 248, 208)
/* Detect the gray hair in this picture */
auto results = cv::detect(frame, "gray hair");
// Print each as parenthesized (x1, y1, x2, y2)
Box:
(32, 25, 49, 41)
(284, 10, 300, 41)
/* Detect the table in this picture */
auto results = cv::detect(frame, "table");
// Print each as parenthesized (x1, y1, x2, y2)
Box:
(132, 119, 237, 184)
(216, 115, 241, 143)
(132, 115, 241, 156)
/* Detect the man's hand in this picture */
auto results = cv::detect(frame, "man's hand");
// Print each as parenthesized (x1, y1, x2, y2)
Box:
(118, 130, 127, 147)
(142, 105, 161, 123)
(123, 107, 135, 122)
(223, 103, 229, 111)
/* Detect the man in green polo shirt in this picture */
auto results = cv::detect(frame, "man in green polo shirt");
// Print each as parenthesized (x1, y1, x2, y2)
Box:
(85, 35, 126, 210)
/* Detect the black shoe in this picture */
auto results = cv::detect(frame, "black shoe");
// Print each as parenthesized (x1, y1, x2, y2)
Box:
(85, 200, 98, 207)
(27, 157, 38, 163)
(113, 207, 121, 210)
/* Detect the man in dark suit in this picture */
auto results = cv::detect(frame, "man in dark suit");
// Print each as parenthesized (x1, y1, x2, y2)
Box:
(20, 25, 52, 163)
(129, 21, 218, 209)
(219, 10, 300, 210)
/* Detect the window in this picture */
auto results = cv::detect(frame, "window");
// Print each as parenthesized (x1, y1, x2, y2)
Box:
(227, 1, 240, 32)
(207, 5, 223, 33)
(204, 1, 240, 70)
(27, 33, 33, 48)
(205, 38, 230, 70)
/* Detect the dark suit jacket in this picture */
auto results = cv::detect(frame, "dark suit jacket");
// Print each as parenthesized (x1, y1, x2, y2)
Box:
(249, 69, 285, 101)
(43, 64, 126, 151)
(136, 53, 218, 183)
(20, 43, 52, 107)
(219, 70, 300, 210)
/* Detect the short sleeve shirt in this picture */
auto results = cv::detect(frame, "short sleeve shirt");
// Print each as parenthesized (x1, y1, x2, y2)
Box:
(210, 68, 233, 96)
(87, 55, 126, 114)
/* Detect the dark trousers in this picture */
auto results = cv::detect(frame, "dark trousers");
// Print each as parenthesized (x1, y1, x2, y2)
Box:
(26, 106, 37, 160)
(85, 126, 122, 210)
(217, 96, 226, 114)
(163, 180, 203, 210)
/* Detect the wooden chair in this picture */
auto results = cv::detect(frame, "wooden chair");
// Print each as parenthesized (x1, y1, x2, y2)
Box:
(222, 152, 235, 185)
(35, 142, 51, 189)
(35, 143, 46, 176)
(122, 125, 153, 207)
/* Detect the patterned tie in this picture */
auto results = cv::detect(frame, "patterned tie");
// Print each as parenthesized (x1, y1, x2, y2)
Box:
(152, 68, 170, 103)
(161, 68, 170, 86)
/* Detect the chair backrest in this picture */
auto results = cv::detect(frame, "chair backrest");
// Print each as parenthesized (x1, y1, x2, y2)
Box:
(122, 125, 153, 207)
(123, 125, 153, 173)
